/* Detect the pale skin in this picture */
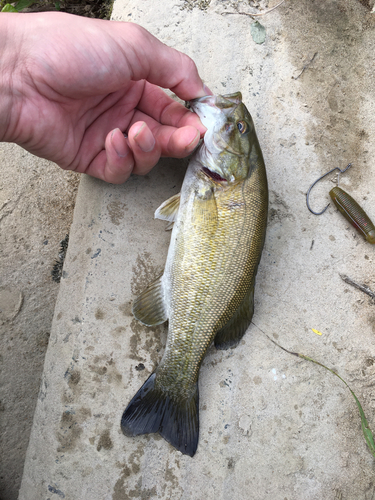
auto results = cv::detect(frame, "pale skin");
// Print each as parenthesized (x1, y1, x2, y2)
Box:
(0, 12, 210, 183)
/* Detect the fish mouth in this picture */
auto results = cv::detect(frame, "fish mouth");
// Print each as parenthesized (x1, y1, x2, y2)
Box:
(189, 95, 240, 156)
(202, 167, 227, 183)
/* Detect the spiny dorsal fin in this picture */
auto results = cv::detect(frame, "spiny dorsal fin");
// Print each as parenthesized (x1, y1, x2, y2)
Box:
(155, 193, 181, 222)
(132, 275, 168, 326)
(214, 285, 255, 350)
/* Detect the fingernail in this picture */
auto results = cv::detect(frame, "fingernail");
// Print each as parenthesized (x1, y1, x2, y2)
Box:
(194, 84, 214, 98)
(111, 128, 128, 157)
(203, 84, 213, 96)
(185, 130, 200, 152)
(134, 123, 155, 153)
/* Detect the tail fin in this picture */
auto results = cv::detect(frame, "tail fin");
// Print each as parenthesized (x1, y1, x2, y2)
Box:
(121, 373, 199, 457)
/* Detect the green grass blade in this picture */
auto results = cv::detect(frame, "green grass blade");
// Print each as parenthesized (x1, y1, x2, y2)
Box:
(299, 353, 375, 458)
(1, 3, 18, 11)
(258, 328, 375, 459)
(14, 0, 36, 10)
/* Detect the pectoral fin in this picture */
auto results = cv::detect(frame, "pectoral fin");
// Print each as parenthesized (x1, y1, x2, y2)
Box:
(155, 193, 181, 222)
(132, 275, 168, 326)
(214, 285, 254, 350)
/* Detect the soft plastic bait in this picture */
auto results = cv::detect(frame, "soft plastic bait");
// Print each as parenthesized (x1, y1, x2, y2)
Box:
(329, 187, 375, 244)
(306, 163, 375, 244)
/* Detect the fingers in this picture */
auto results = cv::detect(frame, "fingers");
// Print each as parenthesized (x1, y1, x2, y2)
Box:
(127, 122, 162, 176)
(84, 121, 201, 184)
(102, 124, 162, 181)
(127, 121, 201, 175)
(128, 121, 201, 176)
(84, 128, 134, 183)
(112, 22, 212, 101)
(135, 82, 207, 135)
(161, 126, 201, 159)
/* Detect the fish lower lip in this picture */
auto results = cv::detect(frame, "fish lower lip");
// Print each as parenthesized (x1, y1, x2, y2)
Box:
(202, 167, 226, 182)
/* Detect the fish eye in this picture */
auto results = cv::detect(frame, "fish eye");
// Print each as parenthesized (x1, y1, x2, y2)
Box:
(237, 121, 249, 134)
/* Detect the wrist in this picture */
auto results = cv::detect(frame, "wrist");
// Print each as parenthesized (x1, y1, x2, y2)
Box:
(0, 13, 23, 143)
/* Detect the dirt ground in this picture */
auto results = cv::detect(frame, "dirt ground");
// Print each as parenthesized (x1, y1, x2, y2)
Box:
(0, 147, 79, 499)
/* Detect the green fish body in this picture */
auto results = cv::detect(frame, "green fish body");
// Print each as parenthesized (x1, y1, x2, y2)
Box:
(121, 92, 268, 456)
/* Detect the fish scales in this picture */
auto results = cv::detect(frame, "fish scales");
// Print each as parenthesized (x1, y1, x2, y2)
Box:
(160, 162, 267, 395)
(121, 92, 268, 456)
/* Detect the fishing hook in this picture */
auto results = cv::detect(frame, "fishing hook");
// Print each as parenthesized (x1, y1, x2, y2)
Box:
(306, 163, 352, 215)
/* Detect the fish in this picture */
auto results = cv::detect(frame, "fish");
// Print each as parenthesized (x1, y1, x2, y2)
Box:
(121, 92, 268, 457)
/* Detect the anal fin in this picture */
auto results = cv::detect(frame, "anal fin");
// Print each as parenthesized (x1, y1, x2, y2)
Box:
(214, 285, 255, 350)
(132, 275, 168, 326)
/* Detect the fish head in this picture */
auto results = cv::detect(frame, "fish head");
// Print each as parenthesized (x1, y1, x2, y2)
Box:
(189, 92, 260, 184)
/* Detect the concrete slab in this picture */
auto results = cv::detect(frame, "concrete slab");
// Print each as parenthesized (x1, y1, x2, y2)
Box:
(19, 1, 375, 499)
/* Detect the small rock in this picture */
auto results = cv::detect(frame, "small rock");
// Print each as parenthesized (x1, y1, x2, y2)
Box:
(238, 414, 252, 436)
(0, 287, 23, 322)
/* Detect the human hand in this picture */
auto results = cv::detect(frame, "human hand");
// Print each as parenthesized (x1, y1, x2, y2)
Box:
(0, 12, 210, 183)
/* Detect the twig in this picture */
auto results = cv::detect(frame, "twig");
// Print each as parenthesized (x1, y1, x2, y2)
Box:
(340, 274, 375, 300)
(221, 0, 287, 18)
(292, 52, 318, 80)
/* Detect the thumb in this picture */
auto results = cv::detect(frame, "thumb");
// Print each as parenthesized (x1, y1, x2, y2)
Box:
(112, 22, 211, 101)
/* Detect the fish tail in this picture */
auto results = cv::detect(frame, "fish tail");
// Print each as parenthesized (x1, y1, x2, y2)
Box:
(121, 373, 199, 457)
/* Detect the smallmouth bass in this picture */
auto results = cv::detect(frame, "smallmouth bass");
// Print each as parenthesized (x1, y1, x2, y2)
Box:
(121, 92, 268, 456)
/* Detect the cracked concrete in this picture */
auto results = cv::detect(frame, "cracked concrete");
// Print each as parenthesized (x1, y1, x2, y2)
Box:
(1, 0, 375, 499)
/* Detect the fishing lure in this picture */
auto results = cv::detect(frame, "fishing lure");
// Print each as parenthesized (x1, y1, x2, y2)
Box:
(306, 163, 375, 244)
(329, 187, 375, 244)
